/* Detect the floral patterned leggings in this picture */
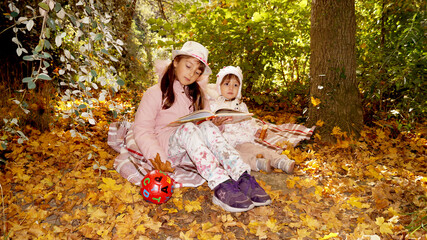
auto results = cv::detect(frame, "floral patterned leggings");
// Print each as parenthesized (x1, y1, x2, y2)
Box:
(168, 121, 251, 189)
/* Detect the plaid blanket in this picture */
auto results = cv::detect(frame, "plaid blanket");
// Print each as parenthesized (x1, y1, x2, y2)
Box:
(108, 120, 314, 187)
(254, 119, 315, 151)
(108, 122, 205, 188)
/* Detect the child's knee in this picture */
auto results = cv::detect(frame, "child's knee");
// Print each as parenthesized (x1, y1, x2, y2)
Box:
(198, 120, 220, 133)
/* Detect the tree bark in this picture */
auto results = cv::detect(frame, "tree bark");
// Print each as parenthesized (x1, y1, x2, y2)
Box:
(308, 0, 363, 141)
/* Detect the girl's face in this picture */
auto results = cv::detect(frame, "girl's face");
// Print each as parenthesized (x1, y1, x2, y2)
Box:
(220, 75, 240, 100)
(173, 56, 203, 86)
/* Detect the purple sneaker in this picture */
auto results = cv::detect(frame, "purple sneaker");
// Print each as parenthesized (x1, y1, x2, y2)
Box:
(237, 172, 272, 206)
(212, 179, 254, 212)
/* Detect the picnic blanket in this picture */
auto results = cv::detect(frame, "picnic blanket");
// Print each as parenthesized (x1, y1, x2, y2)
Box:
(253, 119, 315, 151)
(108, 119, 315, 187)
(108, 121, 205, 188)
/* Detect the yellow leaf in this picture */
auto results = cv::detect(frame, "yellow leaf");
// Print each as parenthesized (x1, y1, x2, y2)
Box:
(145, 220, 162, 232)
(375, 217, 385, 225)
(286, 176, 300, 189)
(248, 221, 260, 234)
(184, 200, 202, 212)
(375, 217, 393, 234)
(163, 208, 178, 213)
(316, 119, 324, 127)
(98, 150, 111, 160)
(320, 232, 339, 240)
(221, 214, 234, 223)
(322, 212, 343, 229)
(338, 140, 350, 148)
(266, 218, 282, 232)
(376, 129, 386, 139)
(248, 220, 268, 238)
(366, 165, 384, 180)
(43, 191, 54, 199)
(99, 177, 122, 191)
(180, 229, 196, 240)
(57, 192, 62, 201)
(348, 197, 370, 209)
(201, 222, 214, 230)
(387, 207, 399, 216)
(12, 167, 31, 182)
(61, 214, 73, 222)
(136, 224, 146, 233)
(297, 228, 311, 238)
(89, 208, 107, 221)
(311, 96, 321, 106)
(299, 178, 317, 188)
(331, 126, 343, 137)
(197, 232, 221, 240)
(173, 198, 183, 210)
(96, 229, 109, 238)
(40, 177, 54, 187)
(30, 140, 40, 147)
(315, 186, 323, 196)
(301, 215, 320, 230)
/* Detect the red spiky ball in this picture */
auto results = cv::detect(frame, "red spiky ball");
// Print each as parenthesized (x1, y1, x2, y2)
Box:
(140, 170, 174, 205)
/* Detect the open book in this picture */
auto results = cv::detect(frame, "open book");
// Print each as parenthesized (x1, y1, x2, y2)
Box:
(168, 108, 253, 126)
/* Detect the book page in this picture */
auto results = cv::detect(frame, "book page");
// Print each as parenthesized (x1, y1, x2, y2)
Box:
(175, 110, 213, 122)
(168, 108, 253, 126)
(215, 108, 245, 114)
(223, 114, 252, 124)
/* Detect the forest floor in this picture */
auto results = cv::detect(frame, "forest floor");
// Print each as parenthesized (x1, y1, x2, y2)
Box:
(0, 90, 426, 240)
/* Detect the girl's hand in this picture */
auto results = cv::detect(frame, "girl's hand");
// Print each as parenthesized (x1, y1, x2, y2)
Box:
(211, 116, 232, 126)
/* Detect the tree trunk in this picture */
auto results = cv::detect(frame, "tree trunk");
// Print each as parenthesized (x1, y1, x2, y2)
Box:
(308, 0, 363, 142)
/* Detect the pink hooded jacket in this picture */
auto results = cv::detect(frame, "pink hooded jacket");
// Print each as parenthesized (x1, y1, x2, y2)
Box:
(132, 76, 210, 163)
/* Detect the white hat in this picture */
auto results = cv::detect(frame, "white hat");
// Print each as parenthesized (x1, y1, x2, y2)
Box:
(216, 66, 243, 99)
(172, 41, 212, 75)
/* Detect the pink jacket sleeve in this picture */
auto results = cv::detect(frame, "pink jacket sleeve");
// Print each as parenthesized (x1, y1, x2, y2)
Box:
(132, 86, 168, 162)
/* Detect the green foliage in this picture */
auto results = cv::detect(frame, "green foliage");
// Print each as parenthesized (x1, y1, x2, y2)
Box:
(356, 0, 426, 127)
(147, 0, 311, 107)
(1, 0, 132, 148)
(141, 0, 424, 127)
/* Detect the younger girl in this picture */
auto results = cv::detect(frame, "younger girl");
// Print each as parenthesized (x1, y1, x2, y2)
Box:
(208, 66, 315, 173)
(111, 42, 271, 212)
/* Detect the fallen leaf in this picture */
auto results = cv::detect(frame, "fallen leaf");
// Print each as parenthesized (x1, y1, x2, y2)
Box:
(316, 119, 324, 127)
(348, 196, 370, 209)
(286, 176, 300, 189)
(266, 218, 282, 232)
(163, 208, 178, 213)
(184, 200, 202, 212)
(375, 217, 393, 234)
(149, 153, 175, 173)
(89, 208, 107, 221)
(320, 232, 339, 240)
(311, 96, 321, 106)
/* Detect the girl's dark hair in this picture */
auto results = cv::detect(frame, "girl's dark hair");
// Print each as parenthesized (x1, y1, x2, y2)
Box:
(221, 74, 240, 85)
(160, 55, 206, 110)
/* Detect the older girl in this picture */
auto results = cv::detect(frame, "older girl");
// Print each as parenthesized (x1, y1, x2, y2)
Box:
(111, 42, 271, 212)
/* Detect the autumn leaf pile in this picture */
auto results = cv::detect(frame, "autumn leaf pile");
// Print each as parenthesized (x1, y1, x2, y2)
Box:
(0, 92, 426, 239)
